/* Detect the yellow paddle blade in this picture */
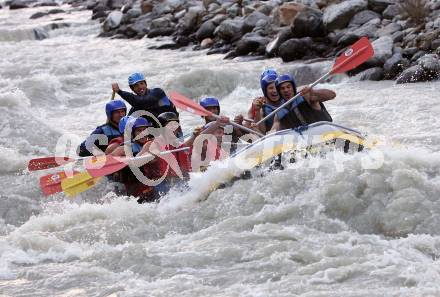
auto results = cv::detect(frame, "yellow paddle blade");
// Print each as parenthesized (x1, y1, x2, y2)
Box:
(61, 171, 101, 197)
(63, 177, 102, 197)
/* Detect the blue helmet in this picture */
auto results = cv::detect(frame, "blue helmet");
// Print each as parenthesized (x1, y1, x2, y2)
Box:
(128, 72, 145, 86)
(118, 115, 135, 134)
(260, 74, 277, 97)
(132, 117, 152, 130)
(260, 69, 277, 80)
(105, 100, 127, 119)
(275, 74, 297, 97)
(200, 97, 220, 110)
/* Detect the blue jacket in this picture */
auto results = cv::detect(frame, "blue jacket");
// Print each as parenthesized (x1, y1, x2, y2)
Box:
(117, 88, 178, 120)
(78, 123, 121, 157)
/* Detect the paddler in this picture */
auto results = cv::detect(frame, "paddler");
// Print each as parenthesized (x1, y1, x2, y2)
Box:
(199, 96, 245, 153)
(78, 100, 126, 157)
(111, 117, 162, 203)
(247, 69, 278, 123)
(252, 73, 289, 134)
(111, 72, 178, 125)
(274, 74, 336, 130)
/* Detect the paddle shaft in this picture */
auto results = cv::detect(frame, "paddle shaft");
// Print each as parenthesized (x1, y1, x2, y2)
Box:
(256, 71, 331, 126)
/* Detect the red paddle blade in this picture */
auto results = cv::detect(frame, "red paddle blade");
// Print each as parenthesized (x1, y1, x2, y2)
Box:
(28, 156, 74, 171)
(331, 37, 374, 74)
(39, 171, 79, 196)
(85, 155, 128, 178)
(169, 91, 212, 117)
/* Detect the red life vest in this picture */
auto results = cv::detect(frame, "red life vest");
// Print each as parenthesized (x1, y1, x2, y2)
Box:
(157, 144, 191, 178)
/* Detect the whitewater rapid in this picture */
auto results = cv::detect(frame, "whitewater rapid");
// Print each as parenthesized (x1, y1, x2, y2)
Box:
(1, 4, 440, 297)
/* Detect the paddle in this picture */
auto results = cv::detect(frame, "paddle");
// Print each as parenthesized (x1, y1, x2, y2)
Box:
(256, 37, 374, 126)
(29, 92, 119, 171)
(168, 92, 264, 137)
(28, 157, 77, 171)
(40, 170, 102, 196)
(60, 147, 191, 196)
(40, 170, 79, 196)
(61, 171, 102, 197)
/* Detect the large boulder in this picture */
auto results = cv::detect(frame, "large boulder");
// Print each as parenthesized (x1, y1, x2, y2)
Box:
(215, 19, 244, 42)
(278, 37, 314, 62)
(265, 27, 294, 56)
(323, 0, 368, 31)
(418, 54, 440, 79)
(396, 65, 426, 84)
(102, 11, 123, 32)
(107, 0, 127, 10)
(383, 52, 409, 79)
(181, 5, 204, 33)
(338, 18, 380, 43)
(150, 16, 173, 30)
(367, 0, 393, 13)
(382, 4, 399, 19)
(371, 35, 393, 63)
(127, 14, 153, 37)
(278, 2, 305, 26)
(291, 6, 325, 38)
(141, 0, 153, 14)
(92, 5, 108, 20)
(148, 27, 174, 37)
(235, 33, 270, 56)
(30, 12, 48, 19)
(243, 11, 269, 33)
(34, 27, 49, 40)
(9, 0, 32, 9)
(200, 37, 214, 49)
(196, 20, 216, 41)
(377, 22, 402, 37)
(348, 10, 381, 27)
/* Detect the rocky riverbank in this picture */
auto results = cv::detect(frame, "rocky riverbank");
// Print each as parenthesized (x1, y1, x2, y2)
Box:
(5, 0, 440, 84)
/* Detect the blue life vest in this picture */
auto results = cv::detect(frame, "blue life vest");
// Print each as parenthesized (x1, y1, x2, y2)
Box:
(262, 99, 290, 130)
(131, 141, 143, 156)
(101, 124, 122, 139)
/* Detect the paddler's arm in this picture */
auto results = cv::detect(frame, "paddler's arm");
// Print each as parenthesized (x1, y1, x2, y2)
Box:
(269, 114, 281, 133)
(182, 126, 202, 148)
(232, 114, 245, 137)
(111, 83, 159, 109)
(300, 86, 336, 110)
(110, 145, 125, 156)
(253, 102, 267, 134)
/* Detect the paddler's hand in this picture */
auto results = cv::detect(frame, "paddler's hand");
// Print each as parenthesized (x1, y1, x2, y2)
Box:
(111, 83, 120, 93)
(300, 86, 318, 103)
(216, 116, 230, 126)
(234, 114, 244, 125)
(192, 126, 203, 137)
(254, 97, 265, 109)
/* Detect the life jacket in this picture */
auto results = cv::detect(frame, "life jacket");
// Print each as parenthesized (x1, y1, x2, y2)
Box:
(157, 144, 191, 178)
(262, 99, 290, 130)
(118, 140, 161, 202)
(131, 141, 143, 157)
(101, 123, 121, 140)
(128, 88, 178, 123)
(280, 96, 332, 129)
(78, 122, 122, 157)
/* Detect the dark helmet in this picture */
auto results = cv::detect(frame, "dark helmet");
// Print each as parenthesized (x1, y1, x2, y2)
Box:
(158, 112, 179, 126)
